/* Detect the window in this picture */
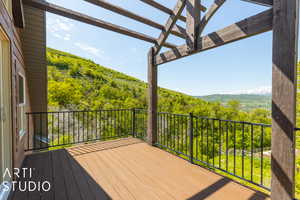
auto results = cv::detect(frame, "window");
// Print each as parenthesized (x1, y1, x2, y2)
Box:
(18, 74, 25, 105)
(18, 73, 26, 138)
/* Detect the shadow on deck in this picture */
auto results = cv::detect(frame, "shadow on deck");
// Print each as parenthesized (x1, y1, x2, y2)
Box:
(9, 138, 270, 200)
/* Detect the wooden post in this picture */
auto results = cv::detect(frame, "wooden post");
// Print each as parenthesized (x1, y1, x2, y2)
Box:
(186, 0, 201, 51)
(271, 0, 299, 199)
(147, 47, 158, 145)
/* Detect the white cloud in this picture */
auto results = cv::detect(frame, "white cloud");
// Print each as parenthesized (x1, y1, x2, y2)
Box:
(64, 34, 71, 41)
(75, 43, 110, 62)
(53, 33, 63, 39)
(55, 18, 74, 31)
(75, 43, 103, 57)
(47, 17, 74, 41)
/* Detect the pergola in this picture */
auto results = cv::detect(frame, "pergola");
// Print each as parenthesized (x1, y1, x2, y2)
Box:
(23, 0, 298, 199)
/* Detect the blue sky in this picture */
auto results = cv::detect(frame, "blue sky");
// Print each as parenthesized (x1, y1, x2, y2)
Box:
(46, 0, 299, 96)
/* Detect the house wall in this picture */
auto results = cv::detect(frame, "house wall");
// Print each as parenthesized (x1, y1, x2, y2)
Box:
(21, 4, 47, 113)
(0, 0, 32, 171)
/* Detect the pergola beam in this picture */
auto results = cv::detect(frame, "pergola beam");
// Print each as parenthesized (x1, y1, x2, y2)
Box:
(154, 9, 273, 65)
(241, 0, 273, 6)
(23, 0, 177, 49)
(186, 0, 201, 50)
(84, 0, 186, 39)
(153, 0, 186, 55)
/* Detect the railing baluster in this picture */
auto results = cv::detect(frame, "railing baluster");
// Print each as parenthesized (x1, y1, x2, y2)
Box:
(63, 112, 65, 144)
(251, 124, 254, 182)
(201, 118, 204, 161)
(132, 108, 136, 137)
(206, 119, 209, 165)
(242, 122, 245, 178)
(234, 121, 236, 175)
(68, 112, 70, 144)
(57, 113, 60, 145)
(226, 121, 229, 172)
(189, 113, 194, 163)
(73, 112, 75, 143)
(261, 126, 264, 185)
(219, 120, 222, 169)
(181, 115, 183, 153)
(212, 119, 215, 167)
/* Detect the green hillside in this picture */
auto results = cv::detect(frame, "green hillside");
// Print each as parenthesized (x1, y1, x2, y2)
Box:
(47, 48, 270, 124)
(197, 94, 271, 111)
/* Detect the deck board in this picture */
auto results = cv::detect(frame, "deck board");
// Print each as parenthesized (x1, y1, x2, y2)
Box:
(9, 138, 270, 200)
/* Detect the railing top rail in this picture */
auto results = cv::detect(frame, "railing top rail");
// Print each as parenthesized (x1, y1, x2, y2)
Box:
(26, 108, 135, 114)
(158, 111, 271, 127)
(193, 116, 272, 127)
(158, 111, 300, 130)
(26, 108, 300, 131)
(158, 112, 189, 117)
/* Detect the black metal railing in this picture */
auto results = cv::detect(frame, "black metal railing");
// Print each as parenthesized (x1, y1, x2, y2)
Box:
(156, 112, 272, 190)
(25, 108, 298, 192)
(133, 108, 148, 140)
(25, 109, 147, 151)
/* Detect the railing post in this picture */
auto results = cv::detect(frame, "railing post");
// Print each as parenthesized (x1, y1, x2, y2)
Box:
(132, 108, 136, 137)
(189, 113, 194, 164)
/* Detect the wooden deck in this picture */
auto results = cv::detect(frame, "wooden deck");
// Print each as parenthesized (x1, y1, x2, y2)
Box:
(9, 138, 270, 200)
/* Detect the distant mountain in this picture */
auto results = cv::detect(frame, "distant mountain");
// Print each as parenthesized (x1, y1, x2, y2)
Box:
(196, 94, 271, 111)
(226, 86, 271, 95)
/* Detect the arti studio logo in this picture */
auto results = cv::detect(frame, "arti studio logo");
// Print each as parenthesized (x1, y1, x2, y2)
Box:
(2, 168, 51, 192)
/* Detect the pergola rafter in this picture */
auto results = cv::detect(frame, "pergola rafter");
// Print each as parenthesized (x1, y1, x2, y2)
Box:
(21, 0, 299, 199)
(23, 0, 178, 48)
(83, 0, 187, 39)
(153, 0, 187, 54)
(198, 0, 227, 36)
(154, 9, 273, 65)
(186, 0, 201, 51)
(139, 0, 188, 22)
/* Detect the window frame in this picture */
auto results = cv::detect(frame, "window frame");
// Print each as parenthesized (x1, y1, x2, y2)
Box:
(18, 72, 25, 106)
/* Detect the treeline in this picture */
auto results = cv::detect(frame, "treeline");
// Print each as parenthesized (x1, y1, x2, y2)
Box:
(47, 48, 271, 125)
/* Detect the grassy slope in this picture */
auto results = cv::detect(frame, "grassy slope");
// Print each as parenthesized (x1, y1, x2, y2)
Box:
(47, 48, 202, 111)
(47, 47, 262, 122)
